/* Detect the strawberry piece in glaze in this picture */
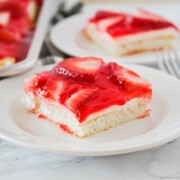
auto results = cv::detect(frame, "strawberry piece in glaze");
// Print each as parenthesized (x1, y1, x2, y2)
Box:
(136, 9, 165, 21)
(45, 76, 71, 103)
(65, 87, 99, 114)
(109, 62, 151, 87)
(89, 10, 125, 23)
(0, 11, 10, 27)
(0, 43, 20, 59)
(25, 58, 152, 122)
(0, 0, 42, 64)
(0, 29, 21, 43)
(52, 57, 103, 82)
(88, 10, 178, 38)
(107, 15, 178, 37)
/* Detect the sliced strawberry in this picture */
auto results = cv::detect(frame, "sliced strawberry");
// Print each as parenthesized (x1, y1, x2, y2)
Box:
(0, 11, 10, 27)
(135, 9, 178, 31)
(24, 71, 51, 94)
(52, 57, 103, 82)
(124, 87, 152, 100)
(89, 10, 123, 23)
(136, 9, 166, 21)
(35, 71, 53, 97)
(95, 10, 121, 19)
(45, 76, 70, 102)
(0, 29, 21, 43)
(0, 1, 33, 35)
(65, 87, 99, 114)
(0, 1, 26, 18)
(0, 43, 20, 59)
(35, 71, 52, 86)
(24, 74, 37, 93)
(9, 17, 32, 36)
(24, 71, 52, 96)
(107, 15, 178, 37)
(109, 62, 151, 88)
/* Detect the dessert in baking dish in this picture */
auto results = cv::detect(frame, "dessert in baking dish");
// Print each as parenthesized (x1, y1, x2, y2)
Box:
(24, 57, 152, 138)
(0, 0, 42, 67)
(84, 9, 179, 56)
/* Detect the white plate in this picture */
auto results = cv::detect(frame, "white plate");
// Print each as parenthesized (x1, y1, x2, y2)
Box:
(50, 4, 180, 65)
(1, 63, 180, 156)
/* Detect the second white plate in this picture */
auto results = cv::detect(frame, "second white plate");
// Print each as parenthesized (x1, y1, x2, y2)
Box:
(50, 5, 180, 65)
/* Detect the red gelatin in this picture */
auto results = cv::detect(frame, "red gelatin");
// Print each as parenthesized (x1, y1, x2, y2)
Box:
(38, 114, 46, 119)
(0, 43, 20, 59)
(58, 124, 73, 134)
(107, 16, 178, 37)
(88, 10, 178, 38)
(89, 10, 125, 23)
(0, 0, 42, 63)
(24, 58, 152, 123)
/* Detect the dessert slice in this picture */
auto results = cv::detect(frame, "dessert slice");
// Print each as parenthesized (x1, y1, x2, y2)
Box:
(84, 9, 179, 56)
(24, 57, 152, 138)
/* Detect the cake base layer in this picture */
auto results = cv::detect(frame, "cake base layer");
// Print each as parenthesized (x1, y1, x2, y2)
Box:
(25, 94, 151, 138)
(84, 27, 178, 56)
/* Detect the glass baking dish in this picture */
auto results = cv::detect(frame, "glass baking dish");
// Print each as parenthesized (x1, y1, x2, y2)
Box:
(0, 0, 53, 75)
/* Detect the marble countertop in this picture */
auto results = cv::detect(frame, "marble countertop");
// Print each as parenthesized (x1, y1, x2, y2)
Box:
(0, 138, 180, 180)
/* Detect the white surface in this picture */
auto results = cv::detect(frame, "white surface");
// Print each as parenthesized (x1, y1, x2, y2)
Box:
(0, 138, 180, 180)
(50, 4, 180, 65)
(1, 64, 180, 156)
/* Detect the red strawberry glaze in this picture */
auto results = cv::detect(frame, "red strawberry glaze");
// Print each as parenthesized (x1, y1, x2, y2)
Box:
(38, 114, 46, 119)
(36, 112, 73, 134)
(0, 43, 20, 59)
(88, 10, 178, 38)
(89, 10, 125, 23)
(107, 16, 178, 38)
(0, 1, 32, 35)
(58, 124, 73, 134)
(24, 58, 152, 123)
(0, 0, 42, 63)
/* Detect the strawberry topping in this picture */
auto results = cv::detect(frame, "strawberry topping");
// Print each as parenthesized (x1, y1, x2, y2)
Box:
(110, 62, 151, 87)
(89, 10, 125, 23)
(45, 76, 71, 103)
(52, 57, 103, 82)
(0, 0, 42, 64)
(65, 87, 99, 115)
(88, 10, 178, 38)
(24, 57, 152, 123)
(136, 9, 165, 21)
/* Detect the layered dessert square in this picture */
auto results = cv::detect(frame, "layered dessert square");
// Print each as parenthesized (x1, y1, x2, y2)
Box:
(84, 9, 179, 56)
(24, 57, 152, 138)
